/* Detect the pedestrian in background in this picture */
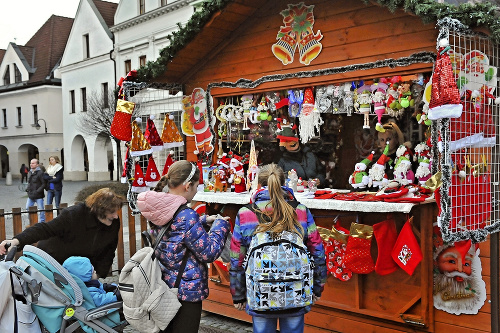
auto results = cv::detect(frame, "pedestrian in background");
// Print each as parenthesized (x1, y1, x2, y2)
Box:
(26, 158, 46, 222)
(44, 156, 64, 208)
(20, 163, 28, 183)
(108, 160, 114, 181)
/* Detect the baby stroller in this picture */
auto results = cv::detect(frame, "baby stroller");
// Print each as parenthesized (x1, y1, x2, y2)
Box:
(1, 245, 126, 333)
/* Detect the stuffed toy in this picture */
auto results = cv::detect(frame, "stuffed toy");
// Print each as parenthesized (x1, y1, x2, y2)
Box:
(348, 151, 374, 189)
(355, 84, 372, 130)
(371, 82, 388, 132)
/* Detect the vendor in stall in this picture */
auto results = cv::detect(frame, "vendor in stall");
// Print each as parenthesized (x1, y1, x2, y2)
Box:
(277, 120, 326, 187)
(376, 121, 414, 181)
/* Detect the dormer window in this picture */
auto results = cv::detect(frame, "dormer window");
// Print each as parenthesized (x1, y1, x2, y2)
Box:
(14, 64, 22, 83)
(3, 65, 10, 85)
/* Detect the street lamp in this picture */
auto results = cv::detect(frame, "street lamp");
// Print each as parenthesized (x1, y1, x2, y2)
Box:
(35, 118, 47, 133)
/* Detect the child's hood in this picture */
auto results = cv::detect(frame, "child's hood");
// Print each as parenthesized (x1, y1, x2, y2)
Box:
(137, 191, 187, 226)
(63, 256, 93, 282)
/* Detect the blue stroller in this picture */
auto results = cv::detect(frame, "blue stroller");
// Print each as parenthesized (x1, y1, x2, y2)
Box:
(3, 245, 126, 333)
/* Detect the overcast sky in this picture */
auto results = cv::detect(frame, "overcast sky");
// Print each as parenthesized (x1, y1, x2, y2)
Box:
(0, 0, 120, 48)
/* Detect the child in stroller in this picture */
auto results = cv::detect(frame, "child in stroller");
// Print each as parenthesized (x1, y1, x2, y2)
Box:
(63, 256, 122, 307)
(1, 244, 126, 333)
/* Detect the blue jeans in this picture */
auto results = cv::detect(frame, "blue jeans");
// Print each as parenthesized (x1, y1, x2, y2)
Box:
(252, 315, 304, 333)
(26, 198, 45, 222)
(46, 189, 62, 208)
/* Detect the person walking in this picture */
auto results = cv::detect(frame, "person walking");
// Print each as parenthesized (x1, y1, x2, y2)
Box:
(44, 156, 64, 208)
(136, 160, 230, 333)
(26, 158, 46, 223)
(20, 163, 28, 183)
(230, 163, 327, 333)
(108, 160, 114, 181)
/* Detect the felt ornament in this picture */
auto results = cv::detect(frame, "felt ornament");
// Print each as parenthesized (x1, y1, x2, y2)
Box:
(288, 89, 304, 117)
(298, 87, 323, 143)
(391, 217, 423, 275)
(348, 151, 374, 189)
(161, 113, 184, 148)
(256, 97, 271, 121)
(342, 83, 354, 116)
(246, 140, 258, 191)
(428, 39, 463, 120)
(144, 115, 164, 152)
(131, 161, 148, 193)
(130, 118, 152, 157)
(264, 92, 281, 112)
(373, 219, 399, 275)
(344, 222, 375, 274)
(144, 156, 160, 187)
(241, 94, 253, 130)
(371, 82, 388, 132)
(355, 85, 372, 129)
(162, 151, 174, 176)
(110, 99, 135, 141)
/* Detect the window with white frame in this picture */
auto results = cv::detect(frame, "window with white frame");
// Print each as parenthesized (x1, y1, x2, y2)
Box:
(139, 55, 146, 67)
(83, 34, 90, 59)
(17, 107, 21, 126)
(2, 109, 6, 128)
(3, 65, 10, 85)
(33, 105, 38, 124)
(81, 87, 87, 112)
(70, 90, 76, 113)
(102, 82, 109, 108)
(124, 60, 131, 76)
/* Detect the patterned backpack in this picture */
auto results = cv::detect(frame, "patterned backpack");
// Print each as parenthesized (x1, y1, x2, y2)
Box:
(244, 204, 313, 311)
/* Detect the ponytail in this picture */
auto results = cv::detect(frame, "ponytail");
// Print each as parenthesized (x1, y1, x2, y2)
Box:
(255, 164, 304, 237)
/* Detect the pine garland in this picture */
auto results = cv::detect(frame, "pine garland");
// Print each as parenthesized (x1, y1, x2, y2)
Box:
(137, 0, 500, 81)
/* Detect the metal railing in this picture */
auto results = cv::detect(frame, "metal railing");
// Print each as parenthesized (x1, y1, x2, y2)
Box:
(0, 203, 147, 273)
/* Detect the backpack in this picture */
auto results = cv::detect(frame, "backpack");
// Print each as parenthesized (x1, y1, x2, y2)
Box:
(118, 205, 188, 333)
(244, 202, 314, 311)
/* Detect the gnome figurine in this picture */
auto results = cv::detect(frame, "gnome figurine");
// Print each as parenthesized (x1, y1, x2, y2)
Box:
(393, 156, 414, 185)
(369, 142, 392, 188)
(348, 151, 374, 189)
(414, 142, 432, 185)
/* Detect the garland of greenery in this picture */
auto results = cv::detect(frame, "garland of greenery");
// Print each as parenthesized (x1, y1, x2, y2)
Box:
(137, 0, 499, 81)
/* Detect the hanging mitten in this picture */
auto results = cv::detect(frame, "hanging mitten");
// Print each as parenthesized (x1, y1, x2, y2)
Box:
(391, 217, 423, 275)
(373, 219, 399, 275)
(344, 222, 375, 274)
(111, 99, 135, 141)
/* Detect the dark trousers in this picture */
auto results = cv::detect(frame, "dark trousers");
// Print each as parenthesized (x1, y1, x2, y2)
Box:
(162, 300, 202, 333)
(21, 174, 28, 183)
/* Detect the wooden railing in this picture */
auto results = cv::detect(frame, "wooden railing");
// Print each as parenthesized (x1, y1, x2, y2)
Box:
(0, 203, 147, 274)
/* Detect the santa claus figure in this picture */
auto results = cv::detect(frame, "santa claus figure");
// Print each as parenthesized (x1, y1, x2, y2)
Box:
(368, 142, 392, 188)
(228, 156, 246, 193)
(393, 156, 414, 185)
(414, 141, 432, 185)
(183, 88, 214, 154)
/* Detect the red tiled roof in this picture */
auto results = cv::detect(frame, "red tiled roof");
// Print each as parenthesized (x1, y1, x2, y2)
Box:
(24, 15, 73, 83)
(0, 49, 5, 64)
(93, 0, 118, 27)
(17, 46, 35, 68)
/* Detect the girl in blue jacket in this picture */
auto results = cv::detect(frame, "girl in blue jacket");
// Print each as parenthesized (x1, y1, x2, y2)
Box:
(137, 160, 230, 333)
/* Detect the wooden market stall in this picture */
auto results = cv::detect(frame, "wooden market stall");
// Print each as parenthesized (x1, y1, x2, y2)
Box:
(141, 0, 500, 331)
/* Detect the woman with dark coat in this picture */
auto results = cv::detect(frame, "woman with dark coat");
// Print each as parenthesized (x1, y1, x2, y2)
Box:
(44, 155, 64, 208)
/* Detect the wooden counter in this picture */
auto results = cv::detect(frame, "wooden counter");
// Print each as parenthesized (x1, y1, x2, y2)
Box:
(196, 191, 441, 332)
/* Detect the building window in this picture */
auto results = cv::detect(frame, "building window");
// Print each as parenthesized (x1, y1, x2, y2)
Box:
(3, 65, 10, 85)
(161, 0, 167, 6)
(124, 60, 131, 75)
(70, 90, 75, 113)
(33, 105, 38, 124)
(81, 87, 87, 112)
(139, 55, 146, 67)
(2, 109, 6, 128)
(139, 0, 145, 14)
(102, 82, 109, 108)
(83, 34, 90, 59)
(14, 64, 22, 83)
(17, 107, 22, 126)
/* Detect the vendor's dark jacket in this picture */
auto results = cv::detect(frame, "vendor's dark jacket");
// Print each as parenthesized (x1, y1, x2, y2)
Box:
(27, 167, 46, 200)
(14, 203, 119, 277)
(43, 167, 64, 191)
(278, 145, 326, 186)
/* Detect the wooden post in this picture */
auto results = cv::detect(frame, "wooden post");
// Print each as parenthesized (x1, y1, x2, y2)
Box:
(116, 206, 125, 271)
(0, 209, 5, 242)
(140, 215, 148, 247)
(12, 208, 23, 237)
(45, 204, 54, 222)
(28, 206, 38, 226)
(128, 206, 136, 256)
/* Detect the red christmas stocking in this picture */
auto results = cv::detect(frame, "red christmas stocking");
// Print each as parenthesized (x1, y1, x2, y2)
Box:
(329, 225, 352, 281)
(373, 219, 399, 275)
(391, 217, 423, 275)
(344, 223, 375, 274)
(111, 99, 135, 141)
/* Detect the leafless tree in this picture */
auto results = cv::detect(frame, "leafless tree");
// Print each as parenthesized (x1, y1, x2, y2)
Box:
(75, 90, 131, 181)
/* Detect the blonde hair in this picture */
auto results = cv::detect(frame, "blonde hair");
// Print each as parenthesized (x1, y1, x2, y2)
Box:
(255, 164, 303, 237)
(382, 122, 404, 145)
(85, 188, 125, 219)
(162, 160, 199, 191)
(49, 156, 61, 164)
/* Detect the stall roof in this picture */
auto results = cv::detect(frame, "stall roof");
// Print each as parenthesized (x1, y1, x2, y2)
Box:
(137, 0, 499, 84)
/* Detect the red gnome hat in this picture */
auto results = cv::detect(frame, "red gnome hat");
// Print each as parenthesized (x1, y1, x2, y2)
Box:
(144, 115, 164, 152)
(162, 151, 175, 176)
(376, 141, 392, 166)
(131, 161, 148, 193)
(144, 156, 160, 187)
(428, 39, 463, 120)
